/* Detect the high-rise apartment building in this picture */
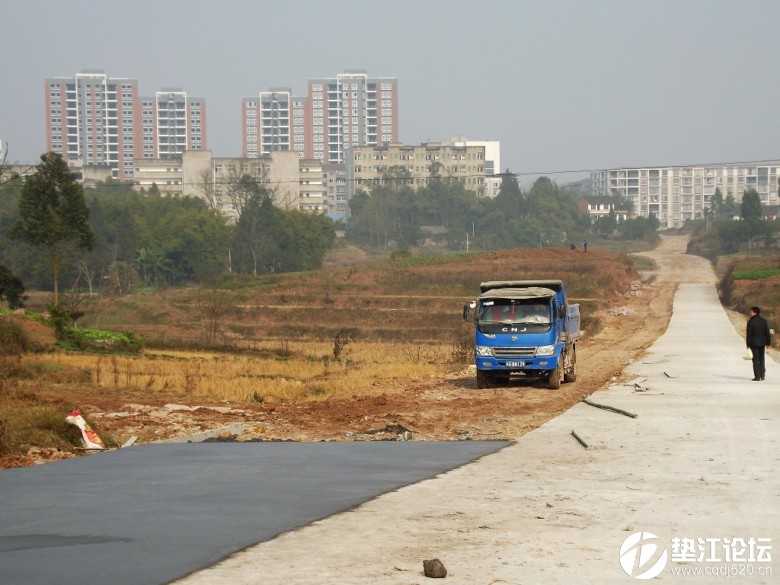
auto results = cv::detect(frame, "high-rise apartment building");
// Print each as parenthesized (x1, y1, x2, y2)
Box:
(141, 90, 207, 160)
(45, 71, 206, 180)
(45, 70, 140, 180)
(591, 162, 780, 228)
(307, 70, 398, 164)
(243, 70, 398, 165)
(242, 89, 307, 159)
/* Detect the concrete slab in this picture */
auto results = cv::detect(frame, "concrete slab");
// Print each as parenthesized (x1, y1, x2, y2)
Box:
(175, 283, 779, 584)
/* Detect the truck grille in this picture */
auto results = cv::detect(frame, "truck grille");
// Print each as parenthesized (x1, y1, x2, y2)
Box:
(493, 347, 536, 358)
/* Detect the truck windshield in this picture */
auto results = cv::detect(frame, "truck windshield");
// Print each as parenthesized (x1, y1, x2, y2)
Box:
(478, 300, 550, 325)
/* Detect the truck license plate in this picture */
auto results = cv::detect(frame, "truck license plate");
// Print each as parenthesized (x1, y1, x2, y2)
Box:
(506, 361, 525, 368)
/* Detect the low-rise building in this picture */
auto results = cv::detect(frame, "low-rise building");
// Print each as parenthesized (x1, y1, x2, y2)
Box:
(578, 195, 629, 223)
(134, 159, 183, 194)
(134, 151, 327, 220)
(345, 141, 489, 200)
(591, 162, 780, 228)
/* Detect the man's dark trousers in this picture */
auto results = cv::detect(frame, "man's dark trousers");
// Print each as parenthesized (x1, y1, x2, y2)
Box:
(751, 346, 766, 380)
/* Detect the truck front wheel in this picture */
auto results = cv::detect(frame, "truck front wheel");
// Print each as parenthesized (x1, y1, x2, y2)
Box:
(564, 346, 577, 383)
(476, 370, 491, 389)
(548, 363, 562, 390)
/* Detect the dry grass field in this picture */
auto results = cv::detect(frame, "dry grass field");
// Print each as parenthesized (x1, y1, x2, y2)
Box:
(1, 244, 646, 467)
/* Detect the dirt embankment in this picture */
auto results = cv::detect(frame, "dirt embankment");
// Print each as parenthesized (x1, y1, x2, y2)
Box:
(2, 235, 722, 467)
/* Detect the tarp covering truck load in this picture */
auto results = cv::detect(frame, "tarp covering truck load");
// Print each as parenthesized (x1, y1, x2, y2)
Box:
(463, 280, 580, 389)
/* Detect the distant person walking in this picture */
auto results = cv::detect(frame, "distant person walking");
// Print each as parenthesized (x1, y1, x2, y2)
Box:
(746, 306, 772, 381)
(583, 240, 588, 253)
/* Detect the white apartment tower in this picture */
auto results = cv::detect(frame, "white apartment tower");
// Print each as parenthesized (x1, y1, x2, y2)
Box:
(307, 70, 398, 164)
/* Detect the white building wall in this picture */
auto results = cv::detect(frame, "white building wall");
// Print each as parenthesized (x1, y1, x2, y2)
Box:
(591, 163, 780, 228)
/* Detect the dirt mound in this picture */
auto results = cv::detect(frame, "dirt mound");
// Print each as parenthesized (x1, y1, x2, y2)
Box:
(1, 313, 57, 353)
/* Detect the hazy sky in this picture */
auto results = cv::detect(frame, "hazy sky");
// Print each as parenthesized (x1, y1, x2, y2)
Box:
(3, 0, 779, 186)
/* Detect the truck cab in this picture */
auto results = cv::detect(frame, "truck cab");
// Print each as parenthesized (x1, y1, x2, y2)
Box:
(463, 280, 579, 389)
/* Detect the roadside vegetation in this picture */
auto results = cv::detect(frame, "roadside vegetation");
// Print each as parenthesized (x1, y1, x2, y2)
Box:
(687, 187, 780, 330)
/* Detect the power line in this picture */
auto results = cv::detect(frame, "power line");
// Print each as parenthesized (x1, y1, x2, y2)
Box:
(6, 156, 780, 190)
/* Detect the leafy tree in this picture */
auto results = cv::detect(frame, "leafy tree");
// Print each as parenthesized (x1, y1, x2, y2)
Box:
(722, 192, 739, 218)
(524, 177, 579, 245)
(11, 152, 94, 303)
(136, 246, 174, 286)
(232, 192, 279, 276)
(617, 215, 660, 242)
(741, 188, 763, 223)
(710, 187, 724, 218)
(718, 219, 753, 252)
(275, 211, 336, 272)
(493, 171, 526, 217)
(594, 208, 618, 239)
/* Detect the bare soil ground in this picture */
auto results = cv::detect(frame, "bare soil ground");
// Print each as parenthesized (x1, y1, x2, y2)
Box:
(2, 235, 720, 467)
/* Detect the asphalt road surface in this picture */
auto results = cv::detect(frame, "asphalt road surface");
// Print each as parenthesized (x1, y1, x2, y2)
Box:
(0, 440, 508, 585)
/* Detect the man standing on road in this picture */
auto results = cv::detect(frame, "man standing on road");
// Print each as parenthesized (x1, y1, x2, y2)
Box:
(746, 306, 772, 381)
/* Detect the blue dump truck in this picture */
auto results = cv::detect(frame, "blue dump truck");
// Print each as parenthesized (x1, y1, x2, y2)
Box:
(462, 279, 580, 389)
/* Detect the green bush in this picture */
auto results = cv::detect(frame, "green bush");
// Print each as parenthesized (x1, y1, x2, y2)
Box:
(58, 327, 144, 354)
(733, 269, 780, 280)
(46, 302, 73, 340)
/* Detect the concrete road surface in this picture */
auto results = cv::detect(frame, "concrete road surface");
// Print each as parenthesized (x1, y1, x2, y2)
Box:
(175, 283, 780, 584)
(0, 441, 507, 585)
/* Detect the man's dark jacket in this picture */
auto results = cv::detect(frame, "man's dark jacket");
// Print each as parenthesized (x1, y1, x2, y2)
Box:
(747, 314, 772, 348)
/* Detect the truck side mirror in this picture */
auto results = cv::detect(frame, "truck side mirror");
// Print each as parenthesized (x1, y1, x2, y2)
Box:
(463, 300, 476, 320)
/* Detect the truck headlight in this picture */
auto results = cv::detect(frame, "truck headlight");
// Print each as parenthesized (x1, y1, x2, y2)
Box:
(475, 346, 494, 357)
(536, 344, 555, 357)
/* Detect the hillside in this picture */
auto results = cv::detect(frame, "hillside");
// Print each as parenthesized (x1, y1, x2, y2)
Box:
(63, 246, 637, 346)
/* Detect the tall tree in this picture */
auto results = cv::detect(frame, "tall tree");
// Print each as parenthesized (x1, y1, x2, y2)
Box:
(723, 191, 739, 218)
(232, 193, 279, 276)
(710, 187, 724, 218)
(741, 188, 763, 223)
(11, 152, 94, 303)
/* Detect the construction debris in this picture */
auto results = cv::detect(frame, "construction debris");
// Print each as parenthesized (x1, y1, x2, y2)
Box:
(571, 430, 589, 449)
(65, 410, 106, 450)
(624, 280, 643, 298)
(582, 399, 638, 419)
